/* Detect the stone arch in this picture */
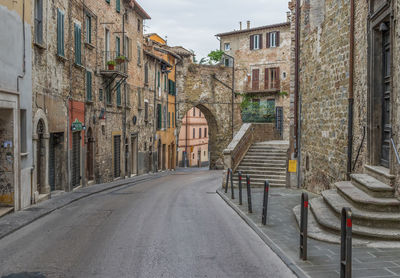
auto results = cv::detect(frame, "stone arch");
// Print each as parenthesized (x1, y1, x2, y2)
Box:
(176, 103, 221, 169)
(32, 109, 50, 200)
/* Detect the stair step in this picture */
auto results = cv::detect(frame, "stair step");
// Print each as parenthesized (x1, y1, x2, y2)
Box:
(310, 197, 400, 240)
(365, 165, 395, 187)
(351, 174, 394, 198)
(336, 181, 400, 212)
(235, 170, 286, 176)
(244, 156, 286, 160)
(241, 159, 286, 163)
(322, 190, 400, 228)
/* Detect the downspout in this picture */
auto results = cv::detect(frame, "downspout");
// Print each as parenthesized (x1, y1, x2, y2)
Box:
(347, 0, 355, 179)
(295, 0, 301, 188)
(67, 0, 73, 191)
(122, 10, 126, 179)
(153, 58, 157, 171)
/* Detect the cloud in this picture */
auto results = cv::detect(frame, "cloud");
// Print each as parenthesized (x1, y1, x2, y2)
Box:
(139, 0, 289, 59)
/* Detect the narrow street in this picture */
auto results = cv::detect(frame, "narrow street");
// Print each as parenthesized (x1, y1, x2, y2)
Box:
(0, 170, 295, 278)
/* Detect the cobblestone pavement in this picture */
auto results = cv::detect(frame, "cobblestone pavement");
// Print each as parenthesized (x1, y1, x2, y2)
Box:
(218, 186, 400, 278)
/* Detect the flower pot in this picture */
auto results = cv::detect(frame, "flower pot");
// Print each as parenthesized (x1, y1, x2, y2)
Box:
(116, 58, 125, 64)
(108, 64, 115, 70)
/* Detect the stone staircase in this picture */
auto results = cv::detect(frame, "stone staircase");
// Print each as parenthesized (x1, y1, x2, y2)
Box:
(233, 141, 288, 187)
(296, 165, 400, 243)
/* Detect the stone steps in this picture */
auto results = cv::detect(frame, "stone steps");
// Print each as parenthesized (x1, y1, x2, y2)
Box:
(365, 164, 395, 187)
(310, 197, 400, 240)
(351, 173, 394, 198)
(335, 181, 400, 212)
(322, 190, 400, 228)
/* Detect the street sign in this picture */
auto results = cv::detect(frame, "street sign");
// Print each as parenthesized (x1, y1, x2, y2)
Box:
(288, 160, 297, 173)
(71, 119, 84, 132)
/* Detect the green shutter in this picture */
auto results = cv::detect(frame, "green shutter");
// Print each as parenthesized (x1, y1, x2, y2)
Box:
(157, 104, 162, 129)
(57, 10, 65, 56)
(99, 89, 103, 101)
(106, 0, 110, 3)
(75, 24, 81, 65)
(117, 85, 121, 106)
(116, 0, 120, 12)
(157, 72, 160, 88)
(86, 71, 92, 101)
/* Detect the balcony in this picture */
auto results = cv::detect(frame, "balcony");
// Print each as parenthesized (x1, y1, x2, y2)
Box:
(100, 51, 128, 93)
(245, 79, 280, 93)
(241, 102, 275, 123)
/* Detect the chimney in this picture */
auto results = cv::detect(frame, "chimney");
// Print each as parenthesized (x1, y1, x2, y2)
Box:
(239, 21, 242, 30)
(287, 12, 291, 22)
(247, 20, 251, 29)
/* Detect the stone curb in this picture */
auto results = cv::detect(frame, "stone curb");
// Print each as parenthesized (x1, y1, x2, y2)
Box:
(0, 171, 172, 241)
(216, 188, 309, 278)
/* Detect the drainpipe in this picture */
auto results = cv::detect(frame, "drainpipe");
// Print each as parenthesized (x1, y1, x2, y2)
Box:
(295, 0, 301, 188)
(153, 58, 157, 171)
(122, 10, 127, 179)
(347, 0, 355, 179)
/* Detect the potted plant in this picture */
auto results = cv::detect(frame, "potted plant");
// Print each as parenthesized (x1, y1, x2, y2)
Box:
(115, 55, 126, 64)
(107, 60, 116, 70)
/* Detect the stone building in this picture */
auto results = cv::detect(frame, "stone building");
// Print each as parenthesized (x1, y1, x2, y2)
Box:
(30, 0, 151, 199)
(216, 19, 292, 140)
(145, 34, 179, 171)
(178, 107, 209, 167)
(0, 0, 33, 212)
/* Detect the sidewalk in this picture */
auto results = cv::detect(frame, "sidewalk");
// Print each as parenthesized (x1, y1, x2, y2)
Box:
(217, 186, 400, 278)
(0, 171, 171, 240)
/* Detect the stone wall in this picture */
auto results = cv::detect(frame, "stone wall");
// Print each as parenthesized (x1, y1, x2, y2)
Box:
(298, 0, 369, 193)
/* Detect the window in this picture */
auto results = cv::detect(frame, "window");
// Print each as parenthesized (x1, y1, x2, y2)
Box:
(224, 43, 231, 51)
(137, 19, 141, 32)
(265, 67, 280, 90)
(157, 104, 162, 129)
(85, 14, 92, 44)
(126, 84, 130, 106)
(199, 128, 202, 138)
(193, 128, 195, 138)
(157, 71, 161, 88)
(267, 32, 280, 48)
(163, 106, 167, 129)
(116, 36, 120, 56)
(86, 71, 92, 101)
(145, 101, 149, 122)
(137, 44, 142, 65)
(137, 88, 142, 108)
(164, 75, 167, 91)
(144, 63, 149, 84)
(168, 112, 171, 128)
(116, 84, 121, 106)
(224, 58, 230, 67)
(99, 89, 103, 101)
(74, 23, 82, 65)
(193, 108, 196, 117)
(106, 87, 112, 105)
(57, 9, 65, 56)
(34, 0, 43, 45)
(124, 36, 131, 60)
(205, 128, 207, 138)
(250, 34, 262, 50)
(172, 112, 175, 128)
(105, 29, 110, 62)
(106, 0, 110, 3)
(116, 0, 120, 12)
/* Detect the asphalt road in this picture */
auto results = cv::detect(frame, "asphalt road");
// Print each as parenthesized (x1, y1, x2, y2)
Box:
(0, 169, 296, 278)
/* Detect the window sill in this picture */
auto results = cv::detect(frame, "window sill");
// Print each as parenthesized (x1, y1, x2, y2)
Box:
(106, 103, 113, 107)
(56, 54, 68, 62)
(86, 100, 94, 105)
(34, 42, 46, 50)
(74, 63, 85, 71)
(20, 152, 29, 157)
(117, 105, 123, 108)
(138, 107, 144, 111)
(84, 42, 95, 50)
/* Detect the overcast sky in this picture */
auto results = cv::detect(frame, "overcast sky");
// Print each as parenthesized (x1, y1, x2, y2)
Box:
(140, 0, 289, 60)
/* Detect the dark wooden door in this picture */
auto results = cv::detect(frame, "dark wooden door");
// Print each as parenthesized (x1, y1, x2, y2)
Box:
(114, 135, 121, 178)
(381, 27, 391, 167)
(72, 132, 81, 187)
(252, 69, 259, 91)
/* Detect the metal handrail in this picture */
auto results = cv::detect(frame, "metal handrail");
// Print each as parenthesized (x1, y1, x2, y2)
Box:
(391, 138, 400, 165)
(352, 126, 366, 171)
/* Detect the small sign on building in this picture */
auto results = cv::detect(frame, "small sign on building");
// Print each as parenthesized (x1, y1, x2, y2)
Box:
(71, 119, 84, 132)
(288, 160, 297, 173)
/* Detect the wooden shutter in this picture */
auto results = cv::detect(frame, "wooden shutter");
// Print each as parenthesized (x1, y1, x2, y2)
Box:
(265, 68, 269, 89)
(116, 37, 120, 56)
(266, 32, 270, 48)
(259, 34, 263, 49)
(250, 35, 254, 50)
(252, 69, 259, 91)
(276, 32, 280, 47)
(116, 0, 120, 12)
(276, 67, 280, 90)
(57, 10, 61, 55)
(86, 71, 92, 101)
(75, 24, 81, 64)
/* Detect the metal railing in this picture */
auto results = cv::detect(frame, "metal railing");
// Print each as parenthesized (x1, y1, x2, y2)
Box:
(241, 103, 276, 123)
(391, 137, 400, 165)
(103, 51, 128, 73)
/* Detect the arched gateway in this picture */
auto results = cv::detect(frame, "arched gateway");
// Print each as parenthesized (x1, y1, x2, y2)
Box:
(175, 63, 242, 169)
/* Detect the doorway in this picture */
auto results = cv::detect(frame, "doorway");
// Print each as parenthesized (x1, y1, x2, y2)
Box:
(36, 120, 46, 193)
(86, 128, 94, 182)
(71, 132, 81, 188)
(131, 135, 138, 176)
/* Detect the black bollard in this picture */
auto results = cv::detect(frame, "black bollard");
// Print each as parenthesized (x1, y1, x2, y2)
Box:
(246, 175, 252, 213)
(340, 207, 352, 278)
(230, 169, 235, 199)
(238, 172, 243, 205)
(300, 192, 308, 260)
(225, 168, 230, 193)
(261, 180, 270, 225)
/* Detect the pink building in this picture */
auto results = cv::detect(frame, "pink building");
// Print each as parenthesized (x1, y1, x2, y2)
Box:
(178, 108, 209, 167)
